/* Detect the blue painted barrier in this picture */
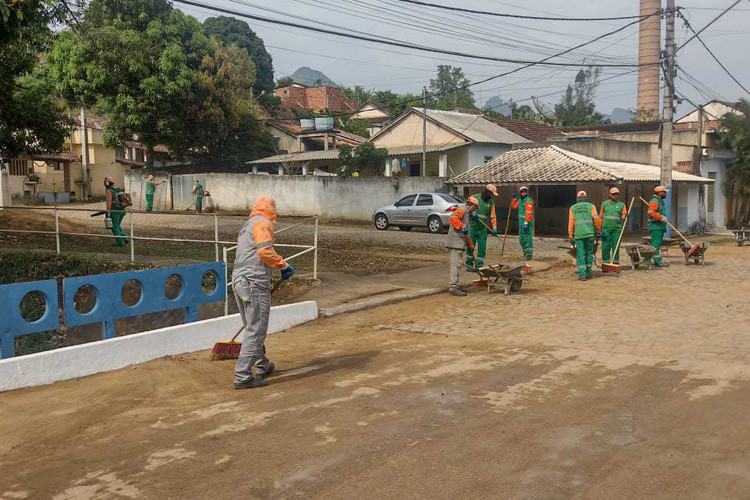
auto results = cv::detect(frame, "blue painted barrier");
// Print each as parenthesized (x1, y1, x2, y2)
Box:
(62, 262, 225, 340)
(0, 280, 59, 359)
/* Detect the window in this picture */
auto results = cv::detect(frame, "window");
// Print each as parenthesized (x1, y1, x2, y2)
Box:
(484, 156, 494, 163)
(8, 159, 28, 176)
(438, 194, 463, 204)
(326, 93, 333, 107)
(395, 194, 417, 207)
(409, 161, 421, 177)
(417, 194, 433, 206)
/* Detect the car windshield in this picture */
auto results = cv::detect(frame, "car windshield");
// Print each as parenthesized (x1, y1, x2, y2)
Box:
(437, 194, 463, 204)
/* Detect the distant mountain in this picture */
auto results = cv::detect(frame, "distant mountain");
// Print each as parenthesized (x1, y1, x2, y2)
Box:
(602, 107, 635, 123)
(483, 96, 512, 116)
(288, 66, 338, 87)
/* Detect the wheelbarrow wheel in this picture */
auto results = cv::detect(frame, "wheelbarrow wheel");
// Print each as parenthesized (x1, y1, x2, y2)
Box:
(510, 278, 522, 292)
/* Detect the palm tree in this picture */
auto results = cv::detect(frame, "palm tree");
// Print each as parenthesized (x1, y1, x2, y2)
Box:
(719, 99, 750, 226)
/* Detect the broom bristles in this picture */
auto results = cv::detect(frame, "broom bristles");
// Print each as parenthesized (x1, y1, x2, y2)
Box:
(686, 243, 701, 257)
(210, 340, 242, 360)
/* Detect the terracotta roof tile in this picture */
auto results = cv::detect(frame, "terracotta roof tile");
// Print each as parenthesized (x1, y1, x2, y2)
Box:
(483, 117, 565, 142)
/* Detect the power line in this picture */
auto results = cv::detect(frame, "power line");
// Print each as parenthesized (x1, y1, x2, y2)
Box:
(171, 0, 654, 68)
(677, 0, 743, 52)
(391, 0, 648, 21)
(677, 11, 750, 96)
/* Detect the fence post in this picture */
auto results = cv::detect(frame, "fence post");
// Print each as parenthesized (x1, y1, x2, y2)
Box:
(129, 211, 134, 262)
(54, 206, 60, 255)
(214, 212, 219, 262)
(223, 246, 229, 316)
(313, 215, 318, 280)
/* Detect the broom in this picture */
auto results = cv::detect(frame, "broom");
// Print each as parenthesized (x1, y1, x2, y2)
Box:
(638, 197, 701, 257)
(210, 278, 285, 360)
(601, 197, 636, 273)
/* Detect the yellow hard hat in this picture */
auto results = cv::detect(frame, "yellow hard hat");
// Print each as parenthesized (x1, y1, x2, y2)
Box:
(485, 183, 498, 196)
(467, 196, 479, 206)
(577, 190, 587, 197)
(609, 187, 620, 194)
(654, 185, 667, 193)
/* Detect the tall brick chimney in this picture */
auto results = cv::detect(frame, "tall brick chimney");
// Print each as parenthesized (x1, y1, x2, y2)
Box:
(636, 0, 661, 120)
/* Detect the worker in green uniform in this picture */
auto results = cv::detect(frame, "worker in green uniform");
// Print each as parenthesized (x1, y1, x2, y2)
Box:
(511, 186, 534, 260)
(568, 190, 602, 281)
(647, 185, 670, 267)
(599, 187, 627, 268)
(104, 177, 128, 246)
(465, 183, 498, 269)
(144, 174, 163, 212)
(191, 179, 205, 214)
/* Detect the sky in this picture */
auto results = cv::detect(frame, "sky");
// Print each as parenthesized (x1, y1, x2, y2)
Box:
(175, 0, 750, 118)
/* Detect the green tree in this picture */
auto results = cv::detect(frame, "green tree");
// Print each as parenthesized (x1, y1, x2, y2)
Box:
(203, 16, 274, 96)
(554, 67, 604, 126)
(371, 90, 419, 118)
(342, 119, 370, 139)
(719, 99, 750, 226)
(428, 65, 476, 110)
(0, 0, 72, 163)
(342, 85, 374, 107)
(276, 76, 294, 87)
(338, 142, 388, 176)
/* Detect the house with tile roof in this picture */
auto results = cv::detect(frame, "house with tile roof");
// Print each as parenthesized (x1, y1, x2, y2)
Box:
(449, 145, 714, 234)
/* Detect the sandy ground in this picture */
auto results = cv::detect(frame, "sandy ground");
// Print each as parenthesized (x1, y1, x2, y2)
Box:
(1, 242, 749, 499)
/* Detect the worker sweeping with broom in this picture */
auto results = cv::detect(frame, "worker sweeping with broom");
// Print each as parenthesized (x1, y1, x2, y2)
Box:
(568, 190, 602, 281)
(599, 187, 627, 270)
(465, 184, 498, 269)
(647, 185, 670, 268)
(232, 196, 295, 390)
(446, 196, 478, 296)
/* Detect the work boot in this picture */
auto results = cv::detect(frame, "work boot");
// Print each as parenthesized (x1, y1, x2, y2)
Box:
(234, 378, 268, 390)
(578, 276, 587, 281)
(260, 362, 275, 378)
(449, 288, 467, 296)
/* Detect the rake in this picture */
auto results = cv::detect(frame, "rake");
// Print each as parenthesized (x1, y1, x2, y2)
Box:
(638, 197, 701, 257)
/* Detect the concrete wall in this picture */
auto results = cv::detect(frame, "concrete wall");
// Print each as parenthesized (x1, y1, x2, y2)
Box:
(0, 302, 318, 392)
(701, 158, 727, 228)
(125, 171, 449, 220)
(466, 144, 511, 174)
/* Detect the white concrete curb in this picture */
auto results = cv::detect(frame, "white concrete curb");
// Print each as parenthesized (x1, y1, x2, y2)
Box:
(320, 288, 445, 317)
(0, 301, 318, 393)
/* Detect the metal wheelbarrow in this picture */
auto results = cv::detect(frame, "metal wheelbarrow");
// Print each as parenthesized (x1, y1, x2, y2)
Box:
(642, 236, 680, 257)
(624, 244, 656, 270)
(679, 241, 708, 265)
(731, 229, 748, 247)
(476, 263, 525, 295)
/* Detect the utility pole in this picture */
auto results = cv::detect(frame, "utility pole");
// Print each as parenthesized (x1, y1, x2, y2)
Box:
(80, 107, 91, 200)
(660, 0, 676, 237)
(422, 86, 427, 176)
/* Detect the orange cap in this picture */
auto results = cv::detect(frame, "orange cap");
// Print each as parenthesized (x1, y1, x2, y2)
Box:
(577, 190, 587, 197)
(654, 185, 667, 193)
(609, 187, 620, 194)
(485, 184, 498, 196)
(466, 196, 479, 206)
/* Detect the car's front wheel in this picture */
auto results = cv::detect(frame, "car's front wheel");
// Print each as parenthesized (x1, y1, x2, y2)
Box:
(374, 213, 389, 230)
(427, 215, 444, 234)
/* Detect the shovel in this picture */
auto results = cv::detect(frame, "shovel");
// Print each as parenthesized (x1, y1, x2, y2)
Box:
(601, 197, 635, 273)
(638, 197, 701, 257)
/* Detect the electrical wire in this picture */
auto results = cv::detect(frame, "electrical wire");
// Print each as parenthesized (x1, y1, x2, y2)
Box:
(676, 0, 743, 52)
(390, 0, 649, 22)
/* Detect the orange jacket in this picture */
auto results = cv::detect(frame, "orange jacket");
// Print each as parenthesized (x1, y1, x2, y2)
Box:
(450, 207, 473, 248)
(568, 203, 602, 238)
(249, 196, 286, 269)
(511, 198, 533, 223)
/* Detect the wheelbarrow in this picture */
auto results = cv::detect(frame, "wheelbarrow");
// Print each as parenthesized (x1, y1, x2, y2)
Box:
(732, 229, 748, 247)
(642, 236, 680, 257)
(476, 263, 525, 295)
(679, 241, 708, 265)
(624, 244, 656, 270)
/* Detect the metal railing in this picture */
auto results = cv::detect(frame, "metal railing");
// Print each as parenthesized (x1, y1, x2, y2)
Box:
(0, 206, 319, 315)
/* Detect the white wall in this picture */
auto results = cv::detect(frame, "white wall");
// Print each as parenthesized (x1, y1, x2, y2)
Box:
(701, 159, 727, 228)
(465, 144, 511, 174)
(125, 171, 449, 220)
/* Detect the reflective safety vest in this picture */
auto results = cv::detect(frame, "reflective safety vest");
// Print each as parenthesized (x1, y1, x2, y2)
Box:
(647, 195, 666, 231)
(570, 201, 596, 239)
(600, 199, 625, 232)
(470, 196, 496, 230)
(517, 195, 533, 228)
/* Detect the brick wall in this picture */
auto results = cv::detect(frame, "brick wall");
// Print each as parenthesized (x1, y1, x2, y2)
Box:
(275, 85, 357, 112)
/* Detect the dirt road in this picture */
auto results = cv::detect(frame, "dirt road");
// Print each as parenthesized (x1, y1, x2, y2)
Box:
(1, 243, 748, 499)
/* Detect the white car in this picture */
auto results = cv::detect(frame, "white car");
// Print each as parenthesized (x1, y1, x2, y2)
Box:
(372, 193, 466, 233)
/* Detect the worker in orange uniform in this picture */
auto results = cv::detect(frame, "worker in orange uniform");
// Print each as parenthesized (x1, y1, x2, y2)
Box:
(511, 186, 534, 260)
(568, 190, 602, 281)
(445, 196, 478, 296)
(232, 196, 295, 390)
(647, 185, 670, 267)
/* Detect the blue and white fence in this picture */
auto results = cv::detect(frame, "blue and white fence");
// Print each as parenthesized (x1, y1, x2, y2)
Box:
(0, 262, 225, 359)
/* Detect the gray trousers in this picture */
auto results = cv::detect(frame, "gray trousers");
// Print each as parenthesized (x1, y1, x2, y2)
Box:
(233, 279, 272, 384)
(449, 248, 464, 290)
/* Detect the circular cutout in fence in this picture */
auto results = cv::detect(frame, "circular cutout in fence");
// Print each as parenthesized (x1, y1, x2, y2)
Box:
(121, 279, 142, 307)
(164, 274, 183, 300)
(201, 270, 217, 295)
(20, 291, 46, 323)
(73, 284, 97, 314)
